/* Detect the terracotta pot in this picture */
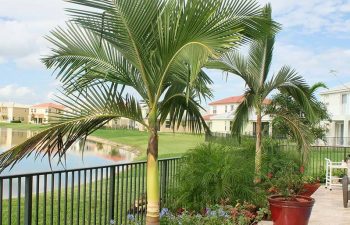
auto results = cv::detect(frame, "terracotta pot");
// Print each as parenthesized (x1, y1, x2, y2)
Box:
(300, 183, 321, 197)
(268, 195, 315, 225)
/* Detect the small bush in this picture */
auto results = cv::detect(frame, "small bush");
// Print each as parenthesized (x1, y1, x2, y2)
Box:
(170, 143, 265, 211)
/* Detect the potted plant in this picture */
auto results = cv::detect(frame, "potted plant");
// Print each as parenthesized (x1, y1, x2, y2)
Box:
(268, 164, 315, 225)
(300, 176, 320, 197)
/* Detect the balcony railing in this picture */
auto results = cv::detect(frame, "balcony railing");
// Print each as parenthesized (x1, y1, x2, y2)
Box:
(0, 157, 181, 225)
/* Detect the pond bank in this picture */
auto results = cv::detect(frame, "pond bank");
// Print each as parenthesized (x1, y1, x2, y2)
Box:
(87, 135, 141, 158)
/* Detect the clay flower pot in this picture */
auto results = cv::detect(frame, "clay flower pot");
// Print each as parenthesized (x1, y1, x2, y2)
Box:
(268, 195, 315, 225)
(300, 183, 321, 197)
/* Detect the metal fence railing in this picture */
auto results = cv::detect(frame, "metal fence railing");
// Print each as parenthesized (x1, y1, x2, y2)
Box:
(0, 157, 181, 225)
(279, 145, 350, 180)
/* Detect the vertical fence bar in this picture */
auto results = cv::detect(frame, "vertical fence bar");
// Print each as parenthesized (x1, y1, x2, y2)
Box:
(58, 173, 61, 225)
(43, 175, 47, 225)
(50, 174, 54, 225)
(104, 168, 108, 225)
(17, 178, 21, 225)
(8, 178, 12, 225)
(120, 165, 124, 225)
(89, 169, 92, 225)
(0, 178, 2, 225)
(35, 175, 39, 225)
(64, 172, 68, 225)
(108, 166, 115, 224)
(71, 172, 74, 225)
(94, 169, 97, 225)
(83, 170, 87, 225)
(99, 169, 103, 225)
(115, 166, 120, 223)
(24, 176, 33, 225)
(77, 171, 81, 225)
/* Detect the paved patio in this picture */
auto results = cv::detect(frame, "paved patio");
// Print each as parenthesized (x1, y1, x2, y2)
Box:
(259, 185, 350, 225)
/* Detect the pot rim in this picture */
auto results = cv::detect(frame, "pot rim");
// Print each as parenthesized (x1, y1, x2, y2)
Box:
(268, 195, 315, 208)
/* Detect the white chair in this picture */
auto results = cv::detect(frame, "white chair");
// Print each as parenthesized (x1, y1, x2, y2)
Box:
(325, 158, 348, 190)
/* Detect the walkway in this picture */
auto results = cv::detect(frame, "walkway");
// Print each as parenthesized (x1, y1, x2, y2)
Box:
(259, 185, 350, 225)
(309, 186, 350, 225)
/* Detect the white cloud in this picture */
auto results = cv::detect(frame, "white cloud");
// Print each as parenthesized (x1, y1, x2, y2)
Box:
(0, 84, 36, 103)
(0, 0, 68, 69)
(260, 0, 350, 35)
(270, 42, 350, 86)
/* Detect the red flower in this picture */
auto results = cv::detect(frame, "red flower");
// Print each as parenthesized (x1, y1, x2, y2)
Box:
(267, 172, 273, 179)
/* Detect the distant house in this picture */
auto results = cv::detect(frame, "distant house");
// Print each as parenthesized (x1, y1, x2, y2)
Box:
(204, 95, 272, 135)
(0, 102, 30, 123)
(320, 83, 350, 146)
(29, 103, 65, 124)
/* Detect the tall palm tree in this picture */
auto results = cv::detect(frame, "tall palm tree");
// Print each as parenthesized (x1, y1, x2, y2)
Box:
(208, 5, 316, 182)
(0, 0, 273, 224)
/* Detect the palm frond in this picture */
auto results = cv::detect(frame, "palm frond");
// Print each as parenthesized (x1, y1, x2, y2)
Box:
(264, 66, 317, 121)
(269, 110, 313, 164)
(231, 90, 255, 135)
(0, 84, 145, 170)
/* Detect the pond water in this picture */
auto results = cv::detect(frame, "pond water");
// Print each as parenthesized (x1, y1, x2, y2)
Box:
(0, 128, 136, 176)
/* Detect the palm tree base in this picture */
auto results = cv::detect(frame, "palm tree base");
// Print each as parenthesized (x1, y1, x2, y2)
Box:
(146, 216, 160, 225)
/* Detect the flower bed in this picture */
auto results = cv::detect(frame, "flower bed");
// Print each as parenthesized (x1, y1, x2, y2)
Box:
(127, 202, 269, 225)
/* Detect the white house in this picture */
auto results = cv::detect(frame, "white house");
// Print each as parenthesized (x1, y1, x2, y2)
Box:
(320, 83, 350, 146)
(204, 95, 272, 135)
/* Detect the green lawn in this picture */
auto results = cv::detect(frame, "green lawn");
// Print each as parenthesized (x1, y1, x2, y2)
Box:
(92, 129, 205, 159)
(0, 122, 45, 131)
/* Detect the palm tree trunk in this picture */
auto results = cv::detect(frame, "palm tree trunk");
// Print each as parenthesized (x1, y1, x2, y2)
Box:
(255, 109, 262, 183)
(146, 111, 160, 225)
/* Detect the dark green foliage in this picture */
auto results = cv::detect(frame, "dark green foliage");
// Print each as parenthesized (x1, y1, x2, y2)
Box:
(268, 83, 330, 141)
(171, 143, 264, 211)
(262, 140, 301, 177)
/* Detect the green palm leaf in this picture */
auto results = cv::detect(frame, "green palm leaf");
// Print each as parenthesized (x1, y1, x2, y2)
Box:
(0, 84, 145, 170)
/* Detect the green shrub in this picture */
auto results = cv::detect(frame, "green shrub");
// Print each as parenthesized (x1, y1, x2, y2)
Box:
(170, 143, 264, 211)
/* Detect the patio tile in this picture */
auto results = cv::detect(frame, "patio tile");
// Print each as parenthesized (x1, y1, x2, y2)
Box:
(309, 185, 350, 225)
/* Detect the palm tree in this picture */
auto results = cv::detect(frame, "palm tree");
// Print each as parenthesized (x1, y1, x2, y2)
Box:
(0, 0, 273, 224)
(208, 5, 316, 182)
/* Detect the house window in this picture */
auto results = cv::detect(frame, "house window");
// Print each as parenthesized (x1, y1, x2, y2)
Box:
(342, 94, 348, 114)
(225, 105, 227, 113)
(213, 106, 217, 114)
(231, 105, 235, 111)
(165, 121, 171, 128)
(208, 122, 212, 129)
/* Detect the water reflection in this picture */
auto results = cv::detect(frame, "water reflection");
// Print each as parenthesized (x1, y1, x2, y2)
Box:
(0, 128, 135, 175)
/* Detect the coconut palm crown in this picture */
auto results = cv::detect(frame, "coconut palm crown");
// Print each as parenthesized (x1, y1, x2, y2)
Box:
(0, 0, 276, 224)
(207, 5, 317, 182)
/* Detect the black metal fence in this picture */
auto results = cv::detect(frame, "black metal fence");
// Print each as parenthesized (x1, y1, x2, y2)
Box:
(0, 157, 181, 225)
(278, 144, 350, 180)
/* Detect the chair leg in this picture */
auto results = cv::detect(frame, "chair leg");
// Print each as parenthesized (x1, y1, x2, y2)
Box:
(342, 176, 349, 208)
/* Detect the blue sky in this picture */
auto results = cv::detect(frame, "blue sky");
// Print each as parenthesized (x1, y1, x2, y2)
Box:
(0, 0, 350, 105)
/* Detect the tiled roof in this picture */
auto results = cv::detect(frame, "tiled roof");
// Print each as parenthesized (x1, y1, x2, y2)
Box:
(31, 103, 65, 110)
(202, 114, 213, 121)
(209, 95, 271, 105)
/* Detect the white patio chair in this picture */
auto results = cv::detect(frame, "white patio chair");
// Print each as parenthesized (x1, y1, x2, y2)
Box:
(325, 158, 348, 190)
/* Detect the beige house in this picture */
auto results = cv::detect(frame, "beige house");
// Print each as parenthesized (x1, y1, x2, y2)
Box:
(204, 96, 272, 135)
(29, 103, 65, 124)
(0, 102, 30, 123)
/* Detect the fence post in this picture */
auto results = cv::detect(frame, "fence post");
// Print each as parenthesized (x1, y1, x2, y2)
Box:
(161, 160, 168, 206)
(109, 166, 116, 224)
(24, 176, 33, 225)
(0, 178, 2, 225)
